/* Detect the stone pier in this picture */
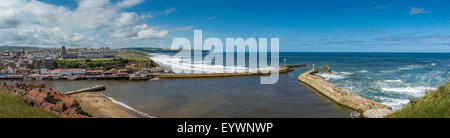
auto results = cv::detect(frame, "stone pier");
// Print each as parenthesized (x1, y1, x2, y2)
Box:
(65, 85, 106, 95)
(153, 67, 293, 78)
(297, 67, 393, 118)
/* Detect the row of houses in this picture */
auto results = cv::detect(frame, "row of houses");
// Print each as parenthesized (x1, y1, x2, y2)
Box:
(40, 68, 86, 76)
(0, 83, 89, 118)
(24, 88, 89, 118)
(1, 66, 165, 77)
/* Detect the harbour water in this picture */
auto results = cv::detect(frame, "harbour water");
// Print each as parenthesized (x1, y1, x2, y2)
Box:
(46, 75, 352, 118)
(46, 52, 449, 117)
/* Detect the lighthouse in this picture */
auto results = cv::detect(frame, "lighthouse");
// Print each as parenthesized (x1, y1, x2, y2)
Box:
(283, 58, 287, 68)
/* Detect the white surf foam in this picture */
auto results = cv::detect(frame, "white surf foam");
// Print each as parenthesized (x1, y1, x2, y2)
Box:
(375, 96, 410, 110)
(357, 70, 369, 73)
(317, 71, 353, 80)
(380, 64, 425, 74)
(150, 54, 276, 74)
(317, 73, 345, 80)
(98, 93, 155, 118)
(398, 64, 424, 71)
(384, 80, 403, 83)
(381, 86, 435, 97)
(339, 72, 354, 75)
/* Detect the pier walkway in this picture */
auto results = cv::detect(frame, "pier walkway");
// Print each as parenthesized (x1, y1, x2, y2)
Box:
(153, 67, 293, 78)
(65, 85, 106, 95)
(297, 66, 392, 118)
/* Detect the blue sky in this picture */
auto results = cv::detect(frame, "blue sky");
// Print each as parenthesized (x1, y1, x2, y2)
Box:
(2, 0, 449, 52)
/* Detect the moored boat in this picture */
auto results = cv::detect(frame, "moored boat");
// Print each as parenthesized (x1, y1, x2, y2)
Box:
(25, 83, 46, 88)
(23, 78, 32, 81)
(68, 76, 78, 80)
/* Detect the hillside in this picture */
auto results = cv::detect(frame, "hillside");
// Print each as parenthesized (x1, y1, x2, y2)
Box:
(388, 83, 450, 118)
(0, 89, 57, 118)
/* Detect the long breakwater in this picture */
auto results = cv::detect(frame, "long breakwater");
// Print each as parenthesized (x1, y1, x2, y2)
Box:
(298, 67, 393, 118)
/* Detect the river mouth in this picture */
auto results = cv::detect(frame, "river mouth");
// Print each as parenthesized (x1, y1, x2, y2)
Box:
(43, 74, 353, 118)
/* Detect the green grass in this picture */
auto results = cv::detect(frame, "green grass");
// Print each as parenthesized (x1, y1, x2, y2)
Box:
(119, 50, 150, 58)
(119, 50, 159, 67)
(0, 89, 57, 118)
(387, 83, 450, 118)
(56, 58, 130, 70)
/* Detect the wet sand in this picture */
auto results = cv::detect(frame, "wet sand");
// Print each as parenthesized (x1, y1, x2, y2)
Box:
(71, 92, 138, 118)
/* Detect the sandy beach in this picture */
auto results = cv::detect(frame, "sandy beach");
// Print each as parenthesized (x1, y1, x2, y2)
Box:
(71, 92, 138, 118)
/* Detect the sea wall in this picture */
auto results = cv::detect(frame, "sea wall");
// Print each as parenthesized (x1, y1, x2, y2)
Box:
(298, 68, 393, 118)
(154, 68, 292, 78)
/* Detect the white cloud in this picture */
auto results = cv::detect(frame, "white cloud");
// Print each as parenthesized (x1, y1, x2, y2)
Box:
(0, 0, 179, 48)
(139, 13, 154, 19)
(113, 12, 139, 28)
(409, 7, 431, 15)
(172, 26, 193, 31)
(109, 24, 169, 40)
(163, 7, 176, 15)
(137, 29, 168, 39)
(117, 0, 144, 8)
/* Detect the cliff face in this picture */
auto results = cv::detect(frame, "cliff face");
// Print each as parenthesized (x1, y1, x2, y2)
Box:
(298, 68, 392, 118)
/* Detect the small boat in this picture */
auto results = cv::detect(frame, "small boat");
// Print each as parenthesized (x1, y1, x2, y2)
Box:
(26, 83, 46, 88)
(53, 77, 59, 80)
(68, 76, 78, 80)
(151, 77, 160, 81)
(23, 77, 32, 81)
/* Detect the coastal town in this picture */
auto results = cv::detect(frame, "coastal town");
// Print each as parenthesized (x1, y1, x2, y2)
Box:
(0, 45, 294, 118)
(0, 46, 169, 118)
(0, 46, 167, 81)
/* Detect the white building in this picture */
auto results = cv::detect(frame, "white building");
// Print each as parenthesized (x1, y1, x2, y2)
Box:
(50, 69, 86, 76)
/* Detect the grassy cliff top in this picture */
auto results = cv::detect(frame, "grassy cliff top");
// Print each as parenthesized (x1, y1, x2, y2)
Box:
(0, 89, 57, 118)
(388, 83, 450, 118)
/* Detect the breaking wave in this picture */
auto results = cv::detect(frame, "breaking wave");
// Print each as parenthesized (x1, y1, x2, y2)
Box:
(150, 54, 276, 74)
(317, 71, 353, 80)
(398, 64, 425, 71)
(381, 64, 426, 73)
(384, 80, 403, 83)
(357, 70, 369, 73)
(381, 86, 435, 97)
(374, 96, 410, 110)
(325, 63, 446, 110)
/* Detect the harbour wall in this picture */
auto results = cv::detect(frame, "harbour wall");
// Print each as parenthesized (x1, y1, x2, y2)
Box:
(154, 68, 293, 78)
(297, 67, 393, 118)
